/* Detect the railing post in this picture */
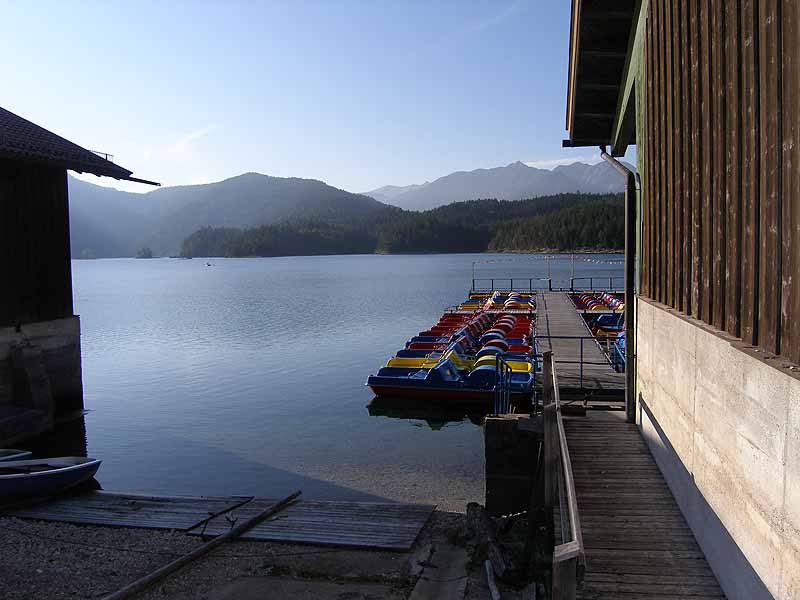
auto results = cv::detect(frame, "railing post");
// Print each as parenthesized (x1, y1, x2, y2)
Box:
(553, 557, 578, 600)
(579, 338, 584, 389)
(542, 352, 555, 509)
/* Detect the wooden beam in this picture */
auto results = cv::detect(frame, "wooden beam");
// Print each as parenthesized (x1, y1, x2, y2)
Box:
(577, 112, 616, 120)
(562, 138, 610, 148)
(566, 0, 583, 132)
(580, 49, 628, 59)
(584, 83, 622, 92)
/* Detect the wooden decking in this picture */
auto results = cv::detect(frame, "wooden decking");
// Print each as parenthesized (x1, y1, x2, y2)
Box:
(561, 412, 724, 599)
(536, 292, 625, 394)
(4, 491, 435, 551)
(6, 491, 251, 531)
(191, 498, 435, 550)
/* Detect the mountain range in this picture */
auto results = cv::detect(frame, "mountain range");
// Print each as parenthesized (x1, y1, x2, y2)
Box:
(68, 160, 629, 258)
(362, 161, 627, 210)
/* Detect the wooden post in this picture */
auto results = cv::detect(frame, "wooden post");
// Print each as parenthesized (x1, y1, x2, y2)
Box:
(552, 556, 577, 600)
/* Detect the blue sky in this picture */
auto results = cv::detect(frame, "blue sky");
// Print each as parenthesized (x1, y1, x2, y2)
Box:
(2, 1, 614, 192)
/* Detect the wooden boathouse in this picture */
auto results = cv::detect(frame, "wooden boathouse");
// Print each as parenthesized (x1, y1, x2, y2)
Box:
(0, 106, 156, 445)
(560, 1, 800, 598)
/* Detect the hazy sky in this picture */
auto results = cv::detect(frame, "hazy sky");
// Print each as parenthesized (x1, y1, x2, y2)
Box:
(2, 1, 618, 193)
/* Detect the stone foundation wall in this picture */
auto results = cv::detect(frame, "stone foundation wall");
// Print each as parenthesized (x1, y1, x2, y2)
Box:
(0, 316, 83, 414)
(636, 297, 799, 600)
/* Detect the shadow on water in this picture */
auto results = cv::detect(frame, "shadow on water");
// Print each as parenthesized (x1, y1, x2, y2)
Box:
(18, 417, 395, 504)
(367, 396, 487, 431)
(22, 412, 89, 458)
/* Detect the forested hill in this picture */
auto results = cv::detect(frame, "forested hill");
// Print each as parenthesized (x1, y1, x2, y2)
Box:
(68, 173, 398, 257)
(180, 192, 623, 257)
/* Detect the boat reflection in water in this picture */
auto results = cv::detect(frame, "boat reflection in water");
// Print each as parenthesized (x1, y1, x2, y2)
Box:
(367, 396, 486, 431)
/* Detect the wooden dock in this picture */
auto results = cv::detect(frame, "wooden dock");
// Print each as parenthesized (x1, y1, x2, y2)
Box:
(560, 412, 724, 599)
(6, 491, 253, 531)
(4, 491, 435, 552)
(191, 498, 435, 550)
(536, 292, 624, 396)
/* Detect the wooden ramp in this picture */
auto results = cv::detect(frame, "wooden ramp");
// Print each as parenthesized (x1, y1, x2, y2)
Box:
(4, 491, 253, 531)
(561, 412, 724, 599)
(189, 498, 435, 551)
(4, 491, 435, 552)
(536, 292, 625, 394)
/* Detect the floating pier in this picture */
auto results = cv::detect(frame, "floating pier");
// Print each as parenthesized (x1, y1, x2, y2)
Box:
(534, 291, 625, 400)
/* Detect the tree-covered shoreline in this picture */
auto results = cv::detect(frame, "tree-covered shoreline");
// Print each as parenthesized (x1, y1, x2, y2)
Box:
(180, 193, 624, 258)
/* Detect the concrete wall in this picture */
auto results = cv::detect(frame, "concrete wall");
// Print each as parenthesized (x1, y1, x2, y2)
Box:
(636, 297, 799, 600)
(0, 316, 83, 414)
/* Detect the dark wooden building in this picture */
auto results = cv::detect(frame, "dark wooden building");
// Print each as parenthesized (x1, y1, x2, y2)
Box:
(566, 1, 799, 598)
(0, 106, 155, 444)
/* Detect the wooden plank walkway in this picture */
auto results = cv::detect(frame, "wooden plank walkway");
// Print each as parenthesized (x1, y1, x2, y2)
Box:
(4, 491, 435, 552)
(536, 292, 625, 394)
(4, 491, 253, 531)
(560, 412, 724, 599)
(190, 498, 435, 551)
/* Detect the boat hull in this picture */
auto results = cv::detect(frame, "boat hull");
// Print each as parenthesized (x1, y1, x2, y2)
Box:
(0, 450, 32, 462)
(367, 383, 531, 404)
(0, 458, 101, 502)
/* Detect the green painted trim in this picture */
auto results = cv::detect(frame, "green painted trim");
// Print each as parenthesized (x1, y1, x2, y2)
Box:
(611, 0, 647, 156)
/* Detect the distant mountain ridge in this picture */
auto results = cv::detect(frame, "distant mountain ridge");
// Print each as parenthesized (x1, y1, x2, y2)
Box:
(363, 161, 631, 211)
(68, 173, 392, 257)
(364, 182, 430, 203)
(68, 160, 632, 257)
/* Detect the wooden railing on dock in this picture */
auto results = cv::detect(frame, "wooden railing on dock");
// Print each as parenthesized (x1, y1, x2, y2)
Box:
(542, 351, 585, 599)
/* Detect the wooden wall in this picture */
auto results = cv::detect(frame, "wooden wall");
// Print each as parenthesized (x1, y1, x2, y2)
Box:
(640, 0, 800, 364)
(0, 161, 74, 327)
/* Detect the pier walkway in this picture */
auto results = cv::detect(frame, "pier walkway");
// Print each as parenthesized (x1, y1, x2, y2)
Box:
(535, 292, 624, 396)
(560, 411, 724, 599)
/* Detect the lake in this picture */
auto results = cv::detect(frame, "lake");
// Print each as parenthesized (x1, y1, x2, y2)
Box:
(35, 253, 622, 511)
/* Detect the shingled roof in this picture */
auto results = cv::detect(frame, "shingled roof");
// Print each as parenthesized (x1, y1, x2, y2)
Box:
(0, 106, 157, 184)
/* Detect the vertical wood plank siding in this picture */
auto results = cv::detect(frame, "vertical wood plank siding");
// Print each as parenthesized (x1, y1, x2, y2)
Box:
(665, 0, 675, 307)
(689, 0, 702, 319)
(782, 0, 800, 360)
(640, 0, 800, 363)
(0, 163, 74, 326)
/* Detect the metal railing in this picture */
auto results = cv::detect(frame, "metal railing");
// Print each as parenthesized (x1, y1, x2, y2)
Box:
(90, 150, 115, 161)
(493, 355, 513, 414)
(472, 277, 553, 292)
(533, 335, 614, 389)
(548, 276, 625, 291)
(611, 337, 626, 372)
(542, 351, 585, 598)
(470, 276, 624, 293)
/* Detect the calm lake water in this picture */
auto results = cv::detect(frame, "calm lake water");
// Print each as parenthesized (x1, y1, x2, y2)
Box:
(39, 254, 622, 510)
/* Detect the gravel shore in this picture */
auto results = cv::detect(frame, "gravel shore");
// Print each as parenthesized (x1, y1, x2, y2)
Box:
(0, 511, 473, 600)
